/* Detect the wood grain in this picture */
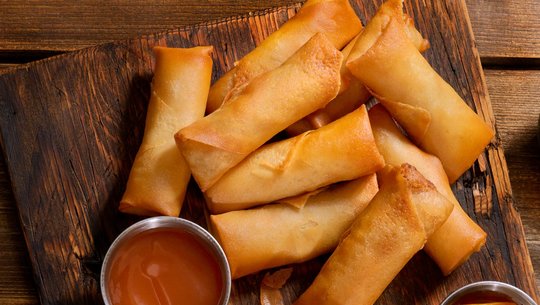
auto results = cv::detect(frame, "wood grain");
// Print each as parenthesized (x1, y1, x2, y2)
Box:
(0, 0, 299, 53)
(484, 69, 540, 289)
(0, 64, 19, 71)
(465, 0, 540, 60)
(1, 0, 540, 62)
(0, 1, 538, 305)
(0, 157, 39, 305)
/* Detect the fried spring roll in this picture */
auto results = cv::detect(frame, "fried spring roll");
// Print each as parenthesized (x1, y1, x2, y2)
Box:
(205, 105, 385, 213)
(338, 34, 362, 94)
(346, 0, 494, 182)
(175, 34, 342, 191)
(286, 0, 430, 136)
(210, 174, 378, 279)
(206, 0, 362, 113)
(369, 104, 486, 275)
(294, 164, 453, 305)
(285, 72, 371, 136)
(285, 34, 368, 136)
(119, 46, 213, 216)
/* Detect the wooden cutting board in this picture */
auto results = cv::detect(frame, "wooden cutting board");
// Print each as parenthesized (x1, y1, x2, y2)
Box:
(0, 0, 537, 304)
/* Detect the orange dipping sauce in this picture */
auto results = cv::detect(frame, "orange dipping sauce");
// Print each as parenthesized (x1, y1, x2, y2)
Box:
(106, 228, 223, 305)
(454, 290, 517, 305)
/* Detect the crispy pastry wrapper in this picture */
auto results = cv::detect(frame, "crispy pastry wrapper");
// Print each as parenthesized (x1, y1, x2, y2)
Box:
(119, 46, 212, 217)
(206, 0, 362, 113)
(346, 0, 494, 182)
(294, 164, 453, 305)
(286, 0, 430, 136)
(369, 104, 486, 275)
(260, 268, 293, 305)
(210, 174, 378, 279)
(205, 105, 384, 213)
(175, 33, 342, 191)
(276, 188, 327, 209)
(285, 34, 368, 136)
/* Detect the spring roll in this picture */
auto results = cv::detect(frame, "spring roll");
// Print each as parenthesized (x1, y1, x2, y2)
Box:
(175, 33, 342, 191)
(285, 34, 368, 136)
(335, 4, 428, 95)
(286, 1, 430, 136)
(285, 73, 371, 136)
(205, 105, 385, 213)
(369, 104, 486, 275)
(210, 174, 378, 279)
(206, 0, 362, 113)
(346, 0, 494, 182)
(119, 46, 213, 217)
(294, 164, 453, 305)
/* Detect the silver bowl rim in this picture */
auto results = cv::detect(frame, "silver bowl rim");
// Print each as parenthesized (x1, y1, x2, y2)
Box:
(440, 280, 537, 305)
(100, 216, 231, 305)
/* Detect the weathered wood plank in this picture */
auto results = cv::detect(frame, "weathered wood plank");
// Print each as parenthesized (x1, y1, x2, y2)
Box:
(0, 64, 19, 72)
(465, 0, 540, 60)
(1, 0, 539, 61)
(0, 157, 39, 305)
(484, 69, 540, 290)
(485, 70, 540, 155)
(0, 1, 538, 305)
(0, 0, 299, 53)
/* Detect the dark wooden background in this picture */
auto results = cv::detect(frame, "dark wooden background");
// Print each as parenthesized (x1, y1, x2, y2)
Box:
(0, 1, 539, 304)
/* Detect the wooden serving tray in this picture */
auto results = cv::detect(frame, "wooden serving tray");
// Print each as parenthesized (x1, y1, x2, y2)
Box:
(0, 0, 537, 304)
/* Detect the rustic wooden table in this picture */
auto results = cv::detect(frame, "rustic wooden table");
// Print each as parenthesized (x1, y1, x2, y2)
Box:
(0, 1, 539, 304)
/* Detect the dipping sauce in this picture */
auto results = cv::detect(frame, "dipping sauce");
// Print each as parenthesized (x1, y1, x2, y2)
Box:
(453, 290, 516, 305)
(440, 281, 536, 305)
(106, 228, 223, 305)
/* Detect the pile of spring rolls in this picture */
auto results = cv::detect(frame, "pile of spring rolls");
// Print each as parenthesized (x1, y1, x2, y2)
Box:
(119, 0, 495, 303)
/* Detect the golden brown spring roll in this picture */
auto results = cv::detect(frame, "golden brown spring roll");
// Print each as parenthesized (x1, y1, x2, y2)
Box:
(175, 33, 342, 191)
(285, 1, 430, 136)
(285, 74, 371, 136)
(119, 46, 213, 216)
(346, 0, 494, 182)
(285, 110, 335, 137)
(205, 105, 385, 213)
(206, 0, 362, 113)
(334, 5, 428, 95)
(210, 174, 378, 279)
(294, 164, 453, 305)
(285, 34, 367, 136)
(369, 104, 486, 275)
(338, 34, 362, 94)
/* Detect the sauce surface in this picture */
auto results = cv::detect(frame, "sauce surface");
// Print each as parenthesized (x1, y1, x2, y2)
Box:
(107, 228, 222, 305)
(454, 290, 516, 305)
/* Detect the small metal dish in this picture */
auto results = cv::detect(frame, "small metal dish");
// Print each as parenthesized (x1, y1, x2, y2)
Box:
(100, 216, 231, 305)
(441, 281, 537, 305)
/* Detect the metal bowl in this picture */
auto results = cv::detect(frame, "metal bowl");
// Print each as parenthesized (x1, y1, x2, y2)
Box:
(100, 216, 231, 305)
(441, 281, 537, 305)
